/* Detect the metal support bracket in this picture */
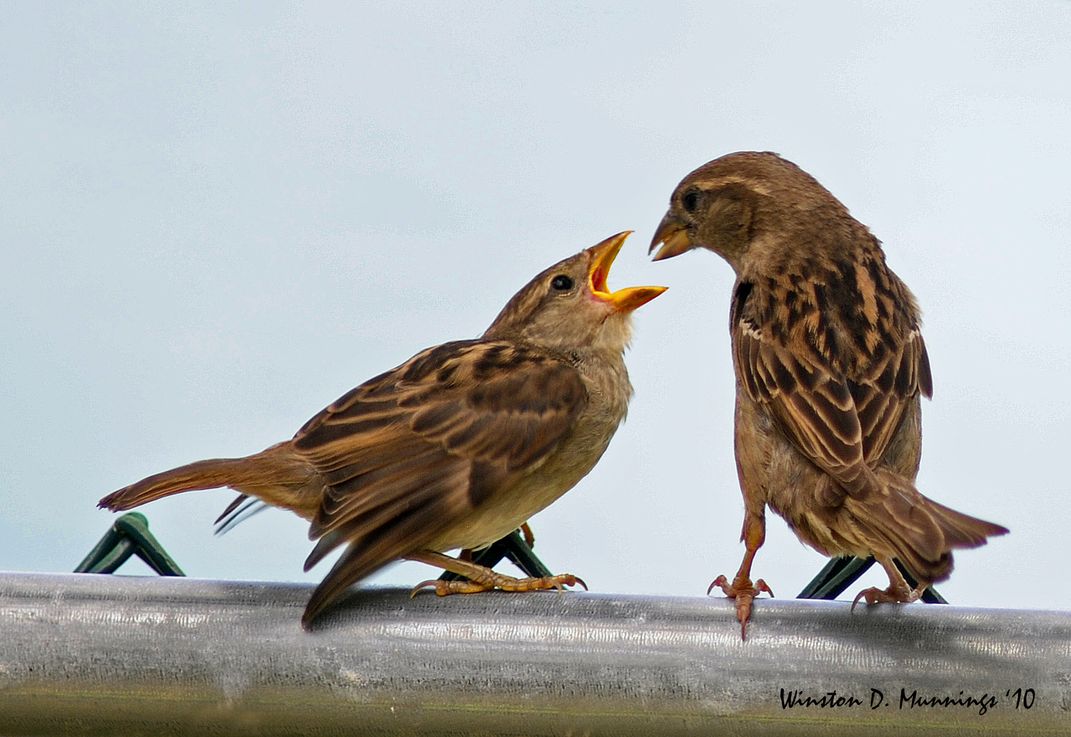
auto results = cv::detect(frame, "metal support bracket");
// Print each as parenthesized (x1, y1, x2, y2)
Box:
(799, 555, 947, 603)
(74, 512, 185, 576)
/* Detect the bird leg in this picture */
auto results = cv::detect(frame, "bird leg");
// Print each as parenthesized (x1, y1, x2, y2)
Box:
(851, 556, 926, 611)
(707, 512, 773, 639)
(406, 550, 587, 597)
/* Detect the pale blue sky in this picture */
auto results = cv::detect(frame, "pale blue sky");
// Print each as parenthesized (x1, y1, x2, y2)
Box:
(3, 2, 1069, 610)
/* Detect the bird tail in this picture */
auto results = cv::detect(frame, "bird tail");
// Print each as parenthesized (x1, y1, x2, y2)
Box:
(98, 443, 321, 519)
(845, 469, 1008, 584)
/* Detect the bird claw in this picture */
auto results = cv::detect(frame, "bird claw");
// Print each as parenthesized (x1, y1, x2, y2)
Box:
(554, 574, 587, 592)
(707, 574, 730, 597)
(706, 574, 774, 640)
(410, 579, 490, 598)
(409, 572, 586, 599)
(707, 574, 774, 599)
(529, 573, 587, 593)
(850, 584, 921, 612)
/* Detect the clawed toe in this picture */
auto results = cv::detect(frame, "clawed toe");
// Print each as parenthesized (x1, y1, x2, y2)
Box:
(706, 574, 774, 640)
(707, 574, 730, 597)
(410, 573, 586, 598)
(707, 574, 775, 600)
(851, 557, 929, 612)
(405, 550, 586, 601)
(504, 572, 586, 593)
(850, 584, 921, 612)
(753, 578, 774, 597)
(410, 579, 437, 598)
(560, 574, 588, 592)
(410, 579, 492, 597)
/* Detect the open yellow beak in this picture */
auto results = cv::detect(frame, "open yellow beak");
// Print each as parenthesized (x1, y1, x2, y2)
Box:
(648, 213, 695, 261)
(588, 231, 668, 312)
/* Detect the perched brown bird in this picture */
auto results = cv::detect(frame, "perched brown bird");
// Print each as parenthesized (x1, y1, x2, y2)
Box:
(650, 152, 1007, 638)
(100, 232, 666, 627)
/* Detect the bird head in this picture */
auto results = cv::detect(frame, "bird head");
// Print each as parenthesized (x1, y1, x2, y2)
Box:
(649, 151, 845, 271)
(484, 231, 667, 353)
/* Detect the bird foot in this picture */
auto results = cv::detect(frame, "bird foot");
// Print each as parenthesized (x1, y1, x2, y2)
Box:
(850, 583, 922, 612)
(707, 574, 774, 640)
(410, 571, 587, 598)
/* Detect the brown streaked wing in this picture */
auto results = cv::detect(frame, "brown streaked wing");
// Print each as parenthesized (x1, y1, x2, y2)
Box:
(733, 322, 867, 486)
(287, 339, 589, 612)
(734, 315, 933, 501)
(850, 330, 931, 465)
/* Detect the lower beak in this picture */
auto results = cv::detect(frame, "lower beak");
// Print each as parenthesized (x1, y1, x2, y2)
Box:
(588, 231, 668, 312)
(648, 213, 694, 261)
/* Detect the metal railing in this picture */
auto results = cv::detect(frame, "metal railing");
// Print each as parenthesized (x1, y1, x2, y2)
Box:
(0, 572, 1067, 736)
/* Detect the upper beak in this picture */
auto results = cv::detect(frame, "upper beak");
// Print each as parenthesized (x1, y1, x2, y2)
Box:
(588, 231, 668, 312)
(648, 213, 694, 261)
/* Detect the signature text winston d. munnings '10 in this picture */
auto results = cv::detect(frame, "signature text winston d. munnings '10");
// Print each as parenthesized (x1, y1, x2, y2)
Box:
(778, 686, 1036, 716)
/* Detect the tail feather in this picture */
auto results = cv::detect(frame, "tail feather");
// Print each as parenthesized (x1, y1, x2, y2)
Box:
(213, 494, 270, 535)
(846, 469, 1008, 584)
(926, 496, 1008, 550)
(99, 458, 254, 511)
(99, 445, 322, 520)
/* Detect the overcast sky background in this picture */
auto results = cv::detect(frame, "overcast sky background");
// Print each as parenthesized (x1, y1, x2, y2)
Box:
(3, 2, 1069, 613)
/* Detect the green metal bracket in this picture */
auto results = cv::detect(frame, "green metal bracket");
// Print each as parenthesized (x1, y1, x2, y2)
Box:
(80, 514, 945, 605)
(798, 555, 946, 603)
(75, 513, 185, 576)
(80, 512, 542, 583)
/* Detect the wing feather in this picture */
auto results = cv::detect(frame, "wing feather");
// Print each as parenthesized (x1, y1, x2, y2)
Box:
(733, 295, 931, 500)
(285, 339, 588, 616)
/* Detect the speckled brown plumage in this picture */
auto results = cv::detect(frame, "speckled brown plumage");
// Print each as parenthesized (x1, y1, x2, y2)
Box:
(100, 232, 666, 627)
(651, 152, 1006, 638)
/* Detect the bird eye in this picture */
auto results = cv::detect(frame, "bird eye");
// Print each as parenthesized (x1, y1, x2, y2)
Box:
(682, 188, 700, 213)
(550, 274, 574, 291)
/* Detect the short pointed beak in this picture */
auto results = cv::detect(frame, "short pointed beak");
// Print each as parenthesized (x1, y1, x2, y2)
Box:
(588, 231, 668, 312)
(648, 213, 694, 261)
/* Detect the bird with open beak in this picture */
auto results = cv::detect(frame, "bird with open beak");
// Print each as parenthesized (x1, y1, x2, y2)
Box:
(100, 232, 666, 627)
(650, 152, 1007, 639)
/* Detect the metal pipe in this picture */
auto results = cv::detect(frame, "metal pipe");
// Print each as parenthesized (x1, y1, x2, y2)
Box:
(0, 572, 1066, 736)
